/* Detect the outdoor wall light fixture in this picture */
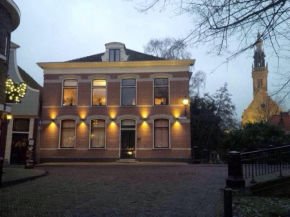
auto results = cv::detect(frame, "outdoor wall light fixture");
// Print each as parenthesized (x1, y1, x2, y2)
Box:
(80, 118, 86, 123)
(183, 96, 189, 116)
(6, 114, 13, 124)
(51, 119, 55, 122)
(110, 118, 115, 122)
(143, 118, 147, 122)
(174, 118, 179, 122)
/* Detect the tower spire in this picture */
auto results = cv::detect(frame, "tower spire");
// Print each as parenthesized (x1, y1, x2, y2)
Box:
(253, 32, 265, 68)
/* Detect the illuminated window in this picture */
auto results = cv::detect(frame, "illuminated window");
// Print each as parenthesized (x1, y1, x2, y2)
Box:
(92, 79, 106, 106)
(109, 49, 120, 61)
(154, 119, 169, 148)
(62, 79, 77, 106)
(90, 119, 105, 148)
(60, 120, 75, 148)
(121, 79, 136, 106)
(154, 78, 168, 105)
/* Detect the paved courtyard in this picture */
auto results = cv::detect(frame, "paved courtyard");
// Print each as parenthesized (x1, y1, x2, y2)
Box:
(0, 164, 227, 217)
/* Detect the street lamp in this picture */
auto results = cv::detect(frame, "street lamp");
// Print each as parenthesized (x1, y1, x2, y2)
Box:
(183, 96, 189, 116)
(6, 114, 12, 124)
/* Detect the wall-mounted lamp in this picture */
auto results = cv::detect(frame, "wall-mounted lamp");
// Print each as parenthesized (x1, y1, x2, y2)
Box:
(183, 96, 189, 116)
(80, 118, 86, 123)
(51, 119, 55, 123)
(6, 114, 13, 124)
(110, 118, 115, 122)
(143, 118, 147, 122)
(174, 118, 179, 122)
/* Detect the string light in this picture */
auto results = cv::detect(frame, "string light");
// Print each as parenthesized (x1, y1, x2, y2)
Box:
(5, 78, 27, 103)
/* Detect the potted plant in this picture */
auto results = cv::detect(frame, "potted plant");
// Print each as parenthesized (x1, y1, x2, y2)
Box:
(98, 98, 102, 106)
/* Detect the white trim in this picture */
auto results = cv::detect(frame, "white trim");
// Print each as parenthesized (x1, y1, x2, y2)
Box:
(58, 119, 77, 149)
(89, 119, 107, 149)
(91, 78, 107, 107)
(119, 119, 137, 159)
(153, 77, 170, 106)
(61, 79, 78, 106)
(153, 119, 171, 149)
(0, 54, 6, 61)
(43, 77, 189, 83)
(120, 78, 137, 107)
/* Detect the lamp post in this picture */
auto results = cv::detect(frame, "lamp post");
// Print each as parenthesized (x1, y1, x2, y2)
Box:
(183, 96, 189, 116)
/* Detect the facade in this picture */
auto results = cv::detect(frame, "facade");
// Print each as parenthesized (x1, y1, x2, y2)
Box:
(242, 34, 281, 126)
(0, 0, 20, 173)
(4, 42, 42, 164)
(38, 42, 194, 162)
(269, 113, 290, 134)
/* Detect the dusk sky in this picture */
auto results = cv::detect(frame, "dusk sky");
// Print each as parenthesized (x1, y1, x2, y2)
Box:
(12, 0, 286, 120)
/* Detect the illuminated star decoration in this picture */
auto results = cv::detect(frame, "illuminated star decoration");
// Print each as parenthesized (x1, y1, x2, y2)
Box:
(5, 78, 27, 103)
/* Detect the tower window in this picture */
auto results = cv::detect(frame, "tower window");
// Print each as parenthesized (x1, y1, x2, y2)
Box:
(258, 79, 263, 88)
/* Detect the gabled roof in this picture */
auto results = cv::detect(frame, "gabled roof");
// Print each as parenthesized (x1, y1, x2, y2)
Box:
(67, 48, 165, 62)
(18, 66, 42, 90)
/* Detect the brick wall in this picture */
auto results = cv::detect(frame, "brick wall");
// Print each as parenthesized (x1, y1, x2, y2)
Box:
(0, 5, 11, 56)
(40, 71, 191, 161)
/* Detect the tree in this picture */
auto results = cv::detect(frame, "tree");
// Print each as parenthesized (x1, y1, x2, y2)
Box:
(144, 37, 191, 59)
(137, 0, 290, 58)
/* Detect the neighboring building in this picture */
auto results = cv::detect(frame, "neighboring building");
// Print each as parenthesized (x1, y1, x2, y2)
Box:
(269, 113, 290, 134)
(0, 0, 20, 171)
(4, 42, 42, 164)
(242, 34, 281, 126)
(38, 42, 194, 162)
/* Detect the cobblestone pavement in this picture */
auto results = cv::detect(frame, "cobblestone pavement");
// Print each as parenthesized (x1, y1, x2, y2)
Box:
(0, 164, 227, 217)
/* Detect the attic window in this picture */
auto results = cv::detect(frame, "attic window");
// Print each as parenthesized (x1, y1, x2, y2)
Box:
(109, 49, 120, 61)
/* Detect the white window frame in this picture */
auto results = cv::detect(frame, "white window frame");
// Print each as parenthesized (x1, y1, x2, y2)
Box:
(61, 79, 78, 106)
(89, 119, 107, 149)
(153, 119, 171, 149)
(91, 79, 107, 107)
(120, 78, 137, 106)
(58, 119, 76, 149)
(153, 77, 170, 106)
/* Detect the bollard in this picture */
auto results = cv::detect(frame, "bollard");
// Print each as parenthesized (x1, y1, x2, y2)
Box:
(226, 151, 245, 189)
(224, 188, 233, 217)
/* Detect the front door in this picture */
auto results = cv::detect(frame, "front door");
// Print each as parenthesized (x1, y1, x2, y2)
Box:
(121, 130, 135, 159)
(10, 133, 29, 164)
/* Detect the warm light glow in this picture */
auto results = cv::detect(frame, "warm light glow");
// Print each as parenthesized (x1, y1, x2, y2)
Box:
(127, 151, 133, 155)
(6, 78, 27, 103)
(50, 110, 57, 119)
(140, 108, 150, 119)
(6, 114, 13, 120)
(172, 108, 181, 118)
(79, 110, 87, 119)
(183, 96, 189, 107)
(109, 109, 117, 119)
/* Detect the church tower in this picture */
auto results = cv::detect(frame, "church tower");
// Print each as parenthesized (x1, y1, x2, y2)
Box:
(241, 33, 281, 127)
(252, 33, 268, 97)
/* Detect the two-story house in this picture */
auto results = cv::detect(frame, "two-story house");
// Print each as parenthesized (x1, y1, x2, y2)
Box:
(38, 42, 194, 162)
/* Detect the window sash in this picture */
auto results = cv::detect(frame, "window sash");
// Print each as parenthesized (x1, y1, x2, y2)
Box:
(91, 120, 105, 148)
(121, 87, 136, 106)
(60, 120, 75, 148)
(63, 88, 77, 106)
(92, 87, 106, 106)
(109, 49, 120, 61)
(154, 87, 168, 105)
(154, 120, 169, 148)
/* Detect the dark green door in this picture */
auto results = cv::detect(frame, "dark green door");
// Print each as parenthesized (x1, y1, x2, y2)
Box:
(121, 130, 135, 159)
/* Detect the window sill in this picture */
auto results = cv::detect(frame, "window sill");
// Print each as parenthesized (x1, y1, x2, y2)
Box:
(58, 148, 76, 150)
(153, 147, 170, 150)
(89, 147, 106, 149)
(92, 105, 107, 107)
(154, 104, 169, 106)
(121, 105, 137, 107)
(62, 105, 77, 107)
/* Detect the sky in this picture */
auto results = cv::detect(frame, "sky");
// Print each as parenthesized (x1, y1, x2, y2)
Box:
(11, 0, 286, 120)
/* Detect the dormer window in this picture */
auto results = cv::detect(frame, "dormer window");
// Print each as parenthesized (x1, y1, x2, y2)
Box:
(109, 49, 120, 61)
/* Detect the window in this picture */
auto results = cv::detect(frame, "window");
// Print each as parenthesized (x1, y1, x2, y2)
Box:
(121, 79, 136, 106)
(109, 49, 120, 61)
(5, 33, 11, 64)
(154, 78, 168, 105)
(62, 79, 77, 106)
(92, 79, 106, 106)
(258, 79, 263, 88)
(154, 119, 169, 148)
(13, 119, 30, 132)
(90, 119, 105, 148)
(60, 120, 75, 148)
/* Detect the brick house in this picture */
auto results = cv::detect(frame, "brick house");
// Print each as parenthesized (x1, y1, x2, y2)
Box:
(38, 42, 194, 162)
(0, 0, 20, 173)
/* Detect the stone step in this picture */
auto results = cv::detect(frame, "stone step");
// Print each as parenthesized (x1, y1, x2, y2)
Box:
(116, 159, 139, 163)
